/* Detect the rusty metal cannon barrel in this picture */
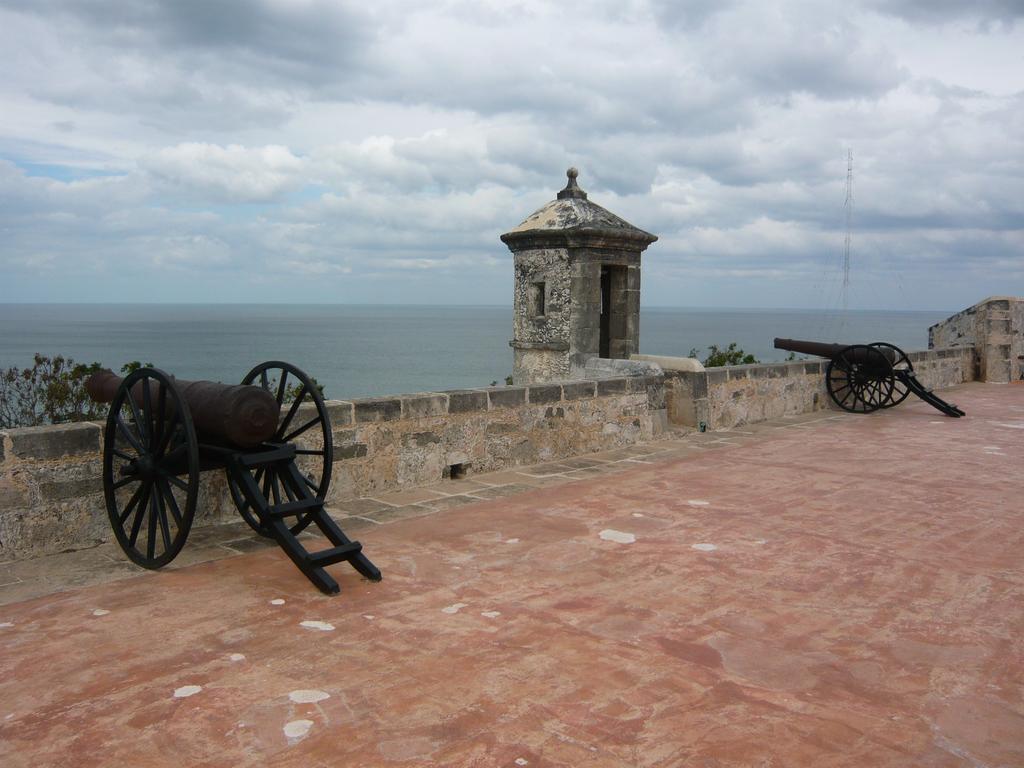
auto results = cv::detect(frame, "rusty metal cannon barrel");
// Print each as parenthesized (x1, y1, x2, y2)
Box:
(86, 370, 279, 448)
(773, 338, 895, 367)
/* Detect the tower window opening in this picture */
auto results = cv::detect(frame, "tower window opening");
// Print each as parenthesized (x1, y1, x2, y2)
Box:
(530, 282, 546, 317)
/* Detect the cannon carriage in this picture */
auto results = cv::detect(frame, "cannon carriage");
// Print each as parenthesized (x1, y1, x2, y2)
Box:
(773, 338, 964, 417)
(87, 361, 381, 594)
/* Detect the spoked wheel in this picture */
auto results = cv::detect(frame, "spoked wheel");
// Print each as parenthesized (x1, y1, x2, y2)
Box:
(103, 368, 199, 569)
(869, 342, 912, 408)
(227, 361, 333, 537)
(826, 344, 893, 413)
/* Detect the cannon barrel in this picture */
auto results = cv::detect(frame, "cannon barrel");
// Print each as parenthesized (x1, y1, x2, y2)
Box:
(773, 337, 895, 367)
(86, 370, 279, 449)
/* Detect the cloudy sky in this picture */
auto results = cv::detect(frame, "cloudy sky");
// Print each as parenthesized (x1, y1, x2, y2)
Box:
(1, 0, 1022, 310)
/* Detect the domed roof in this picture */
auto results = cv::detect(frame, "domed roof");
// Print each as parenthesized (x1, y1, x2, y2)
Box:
(500, 168, 657, 250)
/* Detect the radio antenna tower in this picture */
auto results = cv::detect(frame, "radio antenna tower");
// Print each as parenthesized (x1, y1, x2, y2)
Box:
(842, 148, 853, 311)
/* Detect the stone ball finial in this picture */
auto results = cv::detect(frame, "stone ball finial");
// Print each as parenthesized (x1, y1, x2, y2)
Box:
(557, 166, 587, 200)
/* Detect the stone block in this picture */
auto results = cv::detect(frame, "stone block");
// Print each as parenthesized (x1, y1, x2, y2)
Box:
(527, 384, 562, 404)
(401, 394, 448, 419)
(728, 367, 750, 381)
(5, 423, 101, 461)
(803, 362, 824, 375)
(562, 381, 596, 400)
(39, 477, 102, 502)
(646, 383, 666, 410)
(486, 422, 518, 435)
(353, 397, 402, 423)
(786, 362, 805, 377)
(447, 390, 489, 413)
(596, 378, 628, 395)
(334, 443, 368, 461)
(405, 431, 441, 447)
(325, 401, 354, 427)
(0, 481, 30, 511)
(488, 387, 527, 409)
(706, 370, 729, 387)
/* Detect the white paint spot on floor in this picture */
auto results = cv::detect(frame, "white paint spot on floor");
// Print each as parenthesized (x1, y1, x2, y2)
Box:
(687, 500, 710, 507)
(283, 719, 314, 740)
(91, 609, 110, 616)
(289, 689, 330, 704)
(993, 422, 1024, 429)
(753, 539, 767, 546)
(363, 615, 375, 620)
(229, 653, 246, 662)
(515, 759, 529, 766)
(632, 513, 644, 517)
(929, 421, 945, 424)
(481, 611, 501, 619)
(441, 602, 468, 615)
(0, 622, 12, 628)
(173, 685, 202, 698)
(692, 543, 717, 552)
(505, 538, 520, 544)
(299, 620, 335, 631)
(599, 529, 635, 544)
(269, 598, 286, 606)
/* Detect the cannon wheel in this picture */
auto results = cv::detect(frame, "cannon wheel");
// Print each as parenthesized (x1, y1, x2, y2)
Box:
(826, 344, 893, 413)
(869, 342, 913, 408)
(228, 361, 333, 537)
(103, 368, 199, 569)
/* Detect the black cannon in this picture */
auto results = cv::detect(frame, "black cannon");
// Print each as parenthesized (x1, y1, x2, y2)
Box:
(773, 338, 965, 417)
(87, 362, 381, 594)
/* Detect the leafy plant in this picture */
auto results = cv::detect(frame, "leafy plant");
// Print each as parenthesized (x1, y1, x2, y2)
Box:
(688, 343, 759, 368)
(0, 354, 108, 428)
(0, 356, 164, 428)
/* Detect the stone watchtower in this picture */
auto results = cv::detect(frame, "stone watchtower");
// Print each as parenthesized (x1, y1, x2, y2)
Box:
(501, 169, 658, 384)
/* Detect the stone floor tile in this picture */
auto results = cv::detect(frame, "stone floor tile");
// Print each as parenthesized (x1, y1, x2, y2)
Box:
(332, 497, 396, 515)
(370, 487, 449, 506)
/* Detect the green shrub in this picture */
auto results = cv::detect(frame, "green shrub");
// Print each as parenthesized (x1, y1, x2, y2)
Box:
(688, 342, 759, 368)
(0, 354, 106, 428)
(0, 356, 154, 428)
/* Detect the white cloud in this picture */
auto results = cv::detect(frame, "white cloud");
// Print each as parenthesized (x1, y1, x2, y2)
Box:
(141, 143, 305, 202)
(0, 0, 1021, 307)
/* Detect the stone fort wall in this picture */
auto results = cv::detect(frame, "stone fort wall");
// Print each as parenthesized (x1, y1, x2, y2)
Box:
(661, 346, 975, 430)
(0, 376, 666, 560)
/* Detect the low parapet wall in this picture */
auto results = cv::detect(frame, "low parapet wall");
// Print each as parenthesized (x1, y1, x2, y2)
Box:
(0, 376, 666, 560)
(663, 347, 975, 430)
(929, 296, 1023, 383)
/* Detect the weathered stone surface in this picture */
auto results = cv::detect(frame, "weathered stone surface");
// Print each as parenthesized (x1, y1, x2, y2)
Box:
(4, 423, 101, 461)
(335, 443, 368, 460)
(665, 348, 975, 430)
(930, 296, 1023, 382)
(562, 381, 596, 400)
(325, 401, 354, 427)
(39, 477, 101, 502)
(405, 431, 441, 447)
(447, 390, 489, 414)
(596, 378, 628, 395)
(401, 394, 448, 419)
(353, 397, 402, 423)
(488, 387, 527, 409)
(527, 384, 561, 404)
(1, 372, 670, 558)
(706, 370, 729, 387)
(503, 172, 657, 384)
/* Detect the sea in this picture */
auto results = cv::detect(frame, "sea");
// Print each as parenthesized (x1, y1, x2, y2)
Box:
(0, 304, 951, 400)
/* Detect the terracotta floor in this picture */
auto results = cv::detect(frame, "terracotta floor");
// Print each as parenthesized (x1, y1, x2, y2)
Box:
(1, 383, 1022, 767)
